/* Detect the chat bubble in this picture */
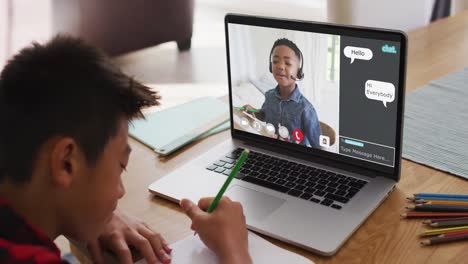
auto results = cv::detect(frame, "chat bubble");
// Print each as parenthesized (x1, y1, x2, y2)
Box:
(365, 80, 395, 107)
(344, 46, 373, 64)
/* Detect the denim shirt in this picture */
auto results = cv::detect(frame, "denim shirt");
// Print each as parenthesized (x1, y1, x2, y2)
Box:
(260, 85, 321, 147)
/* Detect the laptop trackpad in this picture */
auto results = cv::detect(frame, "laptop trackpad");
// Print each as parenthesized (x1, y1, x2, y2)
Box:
(226, 185, 285, 222)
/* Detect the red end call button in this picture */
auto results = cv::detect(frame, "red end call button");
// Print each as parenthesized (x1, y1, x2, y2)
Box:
(292, 129, 304, 143)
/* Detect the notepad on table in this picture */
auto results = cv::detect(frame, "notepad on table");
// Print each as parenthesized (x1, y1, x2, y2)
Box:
(129, 97, 229, 156)
(135, 231, 314, 264)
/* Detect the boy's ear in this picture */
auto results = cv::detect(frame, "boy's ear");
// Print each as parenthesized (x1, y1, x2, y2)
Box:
(49, 137, 81, 188)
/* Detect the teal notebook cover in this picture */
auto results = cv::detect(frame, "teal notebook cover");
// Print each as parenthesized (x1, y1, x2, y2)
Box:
(129, 97, 229, 155)
(197, 120, 230, 140)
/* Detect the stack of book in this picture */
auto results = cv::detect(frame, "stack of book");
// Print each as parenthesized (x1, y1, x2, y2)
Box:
(401, 193, 468, 246)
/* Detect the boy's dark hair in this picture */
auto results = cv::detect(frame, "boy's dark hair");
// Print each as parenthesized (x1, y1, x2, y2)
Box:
(268, 38, 304, 79)
(0, 35, 160, 184)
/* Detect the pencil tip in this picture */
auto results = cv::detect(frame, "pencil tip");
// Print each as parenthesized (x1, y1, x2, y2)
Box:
(420, 240, 430, 246)
(400, 213, 407, 218)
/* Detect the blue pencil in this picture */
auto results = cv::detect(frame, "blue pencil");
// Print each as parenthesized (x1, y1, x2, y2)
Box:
(414, 193, 468, 199)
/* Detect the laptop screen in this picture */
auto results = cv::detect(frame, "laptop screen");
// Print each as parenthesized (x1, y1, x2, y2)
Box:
(226, 15, 406, 174)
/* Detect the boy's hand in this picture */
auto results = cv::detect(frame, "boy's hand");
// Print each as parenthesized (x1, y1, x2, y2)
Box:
(180, 197, 252, 264)
(87, 209, 172, 264)
(242, 104, 258, 118)
(242, 104, 265, 121)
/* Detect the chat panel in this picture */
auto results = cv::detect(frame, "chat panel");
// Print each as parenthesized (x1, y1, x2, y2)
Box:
(338, 36, 401, 167)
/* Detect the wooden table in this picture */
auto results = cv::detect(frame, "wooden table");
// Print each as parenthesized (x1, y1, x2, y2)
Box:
(74, 11, 468, 264)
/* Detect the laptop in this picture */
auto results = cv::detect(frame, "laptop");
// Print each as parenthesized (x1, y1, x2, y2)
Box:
(149, 14, 407, 256)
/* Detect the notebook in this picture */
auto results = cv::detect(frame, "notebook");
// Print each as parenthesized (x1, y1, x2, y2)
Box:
(129, 97, 229, 156)
(135, 231, 314, 264)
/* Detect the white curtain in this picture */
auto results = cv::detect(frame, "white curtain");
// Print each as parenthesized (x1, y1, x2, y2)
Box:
(228, 24, 257, 86)
(296, 33, 328, 104)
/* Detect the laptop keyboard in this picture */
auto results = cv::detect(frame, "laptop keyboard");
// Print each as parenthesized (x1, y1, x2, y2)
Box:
(206, 148, 368, 210)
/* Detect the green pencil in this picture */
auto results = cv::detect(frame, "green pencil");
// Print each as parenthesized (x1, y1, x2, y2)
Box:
(207, 149, 249, 213)
(194, 149, 249, 236)
(235, 106, 259, 113)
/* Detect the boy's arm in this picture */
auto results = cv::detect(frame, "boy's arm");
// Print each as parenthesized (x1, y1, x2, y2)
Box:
(302, 107, 322, 148)
(255, 110, 265, 121)
(257, 98, 267, 121)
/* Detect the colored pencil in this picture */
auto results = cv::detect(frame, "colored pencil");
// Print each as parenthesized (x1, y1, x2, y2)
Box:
(414, 193, 468, 199)
(415, 200, 468, 206)
(193, 149, 249, 236)
(421, 233, 468, 246)
(406, 204, 468, 212)
(411, 194, 468, 202)
(438, 230, 468, 238)
(423, 217, 468, 224)
(206, 149, 249, 213)
(430, 219, 468, 227)
(412, 197, 468, 202)
(419, 226, 468, 237)
(401, 212, 468, 218)
(407, 197, 456, 202)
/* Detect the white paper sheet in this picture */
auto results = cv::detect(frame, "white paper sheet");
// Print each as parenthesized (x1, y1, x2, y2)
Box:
(135, 231, 314, 264)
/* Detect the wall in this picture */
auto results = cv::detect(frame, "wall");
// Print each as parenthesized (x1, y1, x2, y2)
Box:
(0, 0, 52, 70)
(327, 0, 435, 31)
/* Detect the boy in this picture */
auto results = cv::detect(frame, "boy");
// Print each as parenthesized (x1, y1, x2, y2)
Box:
(244, 38, 321, 147)
(0, 36, 251, 264)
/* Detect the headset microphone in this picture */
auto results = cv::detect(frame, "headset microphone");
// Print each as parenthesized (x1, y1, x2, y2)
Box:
(290, 75, 303, 81)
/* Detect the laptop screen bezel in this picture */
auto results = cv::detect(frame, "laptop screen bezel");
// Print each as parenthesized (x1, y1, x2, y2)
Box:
(225, 14, 407, 181)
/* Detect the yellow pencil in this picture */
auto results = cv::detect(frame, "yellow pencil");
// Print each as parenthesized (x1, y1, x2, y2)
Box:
(419, 225, 468, 237)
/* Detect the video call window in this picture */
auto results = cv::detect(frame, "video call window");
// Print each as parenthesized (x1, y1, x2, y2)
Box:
(228, 24, 400, 168)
